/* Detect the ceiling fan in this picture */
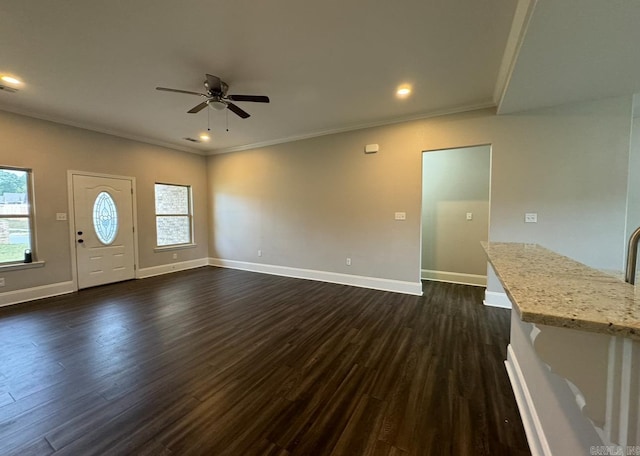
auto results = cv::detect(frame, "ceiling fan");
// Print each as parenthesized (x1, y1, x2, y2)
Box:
(156, 74, 269, 119)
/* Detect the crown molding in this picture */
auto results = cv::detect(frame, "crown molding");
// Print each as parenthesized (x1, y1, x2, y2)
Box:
(206, 100, 497, 155)
(0, 107, 206, 156)
(494, 0, 538, 112)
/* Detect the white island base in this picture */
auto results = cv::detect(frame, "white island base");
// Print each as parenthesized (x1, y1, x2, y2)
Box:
(506, 310, 640, 455)
(482, 243, 640, 455)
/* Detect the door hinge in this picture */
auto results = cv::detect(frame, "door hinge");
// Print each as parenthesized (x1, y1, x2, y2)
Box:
(132, 226, 135, 233)
(131, 188, 133, 195)
(134, 264, 137, 270)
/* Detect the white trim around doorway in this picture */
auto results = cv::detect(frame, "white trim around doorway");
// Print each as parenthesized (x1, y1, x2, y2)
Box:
(66, 170, 140, 292)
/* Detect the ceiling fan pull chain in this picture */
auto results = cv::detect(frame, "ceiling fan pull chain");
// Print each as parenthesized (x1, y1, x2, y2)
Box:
(226, 109, 229, 132)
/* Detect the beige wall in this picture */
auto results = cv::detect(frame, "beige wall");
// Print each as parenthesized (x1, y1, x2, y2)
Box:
(627, 116, 640, 252)
(208, 96, 633, 290)
(421, 146, 491, 277)
(0, 110, 208, 292)
(207, 127, 421, 282)
(0, 94, 632, 296)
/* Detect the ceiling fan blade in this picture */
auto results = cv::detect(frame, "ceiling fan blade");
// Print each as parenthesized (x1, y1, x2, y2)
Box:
(188, 101, 209, 114)
(226, 102, 250, 119)
(205, 74, 222, 93)
(227, 94, 270, 103)
(156, 87, 205, 96)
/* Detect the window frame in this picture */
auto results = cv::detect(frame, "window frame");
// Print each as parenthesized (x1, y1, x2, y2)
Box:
(0, 166, 37, 265)
(154, 182, 194, 249)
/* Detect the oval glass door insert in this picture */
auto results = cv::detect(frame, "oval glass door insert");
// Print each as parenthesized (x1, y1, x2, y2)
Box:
(93, 191, 119, 245)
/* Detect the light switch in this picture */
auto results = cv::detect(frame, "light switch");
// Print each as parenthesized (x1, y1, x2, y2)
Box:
(56, 213, 67, 221)
(466, 212, 473, 221)
(394, 212, 406, 221)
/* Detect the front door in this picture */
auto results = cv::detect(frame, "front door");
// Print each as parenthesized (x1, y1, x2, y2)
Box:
(72, 174, 135, 289)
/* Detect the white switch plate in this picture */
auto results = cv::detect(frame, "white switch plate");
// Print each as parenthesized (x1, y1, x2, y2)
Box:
(346, 257, 351, 266)
(258, 249, 262, 257)
(394, 212, 406, 221)
(56, 213, 67, 221)
(364, 144, 379, 154)
(525, 213, 538, 223)
(172, 253, 178, 259)
(466, 212, 473, 221)
(0, 278, 5, 287)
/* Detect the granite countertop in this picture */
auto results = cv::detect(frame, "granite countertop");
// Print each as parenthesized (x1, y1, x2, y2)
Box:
(482, 242, 640, 341)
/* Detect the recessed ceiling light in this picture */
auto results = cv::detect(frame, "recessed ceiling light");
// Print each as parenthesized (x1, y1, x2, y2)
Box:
(1, 76, 22, 85)
(396, 85, 411, 98)
(199, 133, 211, 142)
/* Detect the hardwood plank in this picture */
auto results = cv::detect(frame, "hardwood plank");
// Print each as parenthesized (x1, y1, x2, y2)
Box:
(0, 390, 106, 454)
(330, 394, 386, 455)
(5, 437, 54, 456)
(0, 267, 530, 455)
(0, 391, 14, 408)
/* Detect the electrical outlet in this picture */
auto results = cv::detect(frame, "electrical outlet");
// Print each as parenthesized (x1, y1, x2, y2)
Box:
(346, 258, 351, 266)
(258, 249, 262, 257)
(0, 278, 5, 287)
(466, 212, 473, 221)
(525, 213, 538, 223)
(394, 212, 406, 221)
(172, 253, 178, 260)
(56, 213, 67, 221)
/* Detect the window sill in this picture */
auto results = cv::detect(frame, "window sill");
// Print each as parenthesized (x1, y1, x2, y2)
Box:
(0, 260, 45, 272)
(154, 244, 197, 253)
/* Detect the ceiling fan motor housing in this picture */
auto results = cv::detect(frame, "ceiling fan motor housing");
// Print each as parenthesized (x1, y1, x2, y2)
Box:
(206, 79, 228, 97)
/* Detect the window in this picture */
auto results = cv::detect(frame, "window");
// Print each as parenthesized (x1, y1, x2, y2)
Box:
(93, 191, 118, 245)
(154, 183, 193, 247)
(0, 167, 35, 263)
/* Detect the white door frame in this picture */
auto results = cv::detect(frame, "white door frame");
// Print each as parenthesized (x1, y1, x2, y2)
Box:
(67, 170, 140, 291)
(419, 143, 492, 287)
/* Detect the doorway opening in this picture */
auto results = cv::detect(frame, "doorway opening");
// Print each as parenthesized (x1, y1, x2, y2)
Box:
(420, 145, 491, 286)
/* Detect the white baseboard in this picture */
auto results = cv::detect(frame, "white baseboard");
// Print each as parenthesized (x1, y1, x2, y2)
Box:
(421, 269, 486, 287)
(484, 290, 512, 309)
(0, 281, 75, 307)
(209, 258, 423, 296)
(505, 344, 551, 456)
(136, 258, 209, 279)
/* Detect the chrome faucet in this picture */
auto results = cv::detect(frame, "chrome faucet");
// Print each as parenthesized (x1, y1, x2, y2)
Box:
(625, 226, 640, 284)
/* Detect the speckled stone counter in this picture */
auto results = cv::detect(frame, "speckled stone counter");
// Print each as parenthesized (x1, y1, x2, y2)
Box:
(482, 242, 640, 341)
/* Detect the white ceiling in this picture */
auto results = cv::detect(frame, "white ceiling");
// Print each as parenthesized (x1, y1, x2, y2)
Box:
(0, 0, 516, 154)
(1, 0, 639, 154)
(498, 0, 640, 114)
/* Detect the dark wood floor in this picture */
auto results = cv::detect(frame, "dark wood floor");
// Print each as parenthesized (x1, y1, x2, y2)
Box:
(0, 267, 530, 455)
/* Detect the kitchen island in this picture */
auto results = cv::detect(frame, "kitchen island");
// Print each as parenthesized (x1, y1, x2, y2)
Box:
(483, 242, 640, 455)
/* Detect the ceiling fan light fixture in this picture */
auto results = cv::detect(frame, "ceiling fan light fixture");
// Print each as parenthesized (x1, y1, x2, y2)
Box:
(211, 100, 227, 110)
(199, 133, 211, 142)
